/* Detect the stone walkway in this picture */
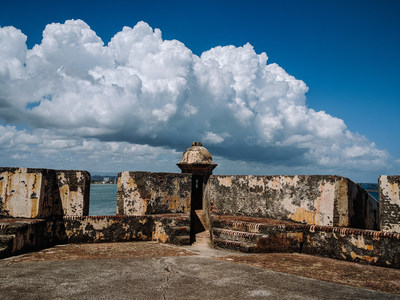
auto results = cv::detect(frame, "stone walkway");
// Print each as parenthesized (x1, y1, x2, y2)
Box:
(0, 241, 399, 299)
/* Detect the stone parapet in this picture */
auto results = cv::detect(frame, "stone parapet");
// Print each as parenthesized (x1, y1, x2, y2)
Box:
(303, 225, 400, 268)
(0, 218, 66, 258)
(206, 175, 378, 229)
(0, 167, 90, 218)
(210, 214, 400, 268)
(117, 171, 191, 216)
(379, 175, 400, 233)
(56, 170, 90, 217)
(63, 214, 190, 245)
(0, 168, 63, 218)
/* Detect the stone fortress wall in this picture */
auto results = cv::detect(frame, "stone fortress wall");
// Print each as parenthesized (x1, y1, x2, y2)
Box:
(1, 150, 400, 268)
(207, 174, 400, 268)
(379, 175, 400, 233)
(206, 175, 378, 229)
(0, 167, 192, 254)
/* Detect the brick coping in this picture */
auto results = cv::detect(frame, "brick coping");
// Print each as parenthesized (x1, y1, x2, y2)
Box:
(211, 214, 400, 240)
(63, 214, 190, 220)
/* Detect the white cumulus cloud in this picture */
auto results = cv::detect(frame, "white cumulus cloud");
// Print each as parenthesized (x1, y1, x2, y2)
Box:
(0, 19, 395, 179)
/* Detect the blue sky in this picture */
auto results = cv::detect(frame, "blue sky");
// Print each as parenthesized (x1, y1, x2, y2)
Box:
(0, 0, 399, 182)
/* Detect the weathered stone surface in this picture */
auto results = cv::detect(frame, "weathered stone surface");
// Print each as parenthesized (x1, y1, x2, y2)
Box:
(213, 228, 304, 253)
(63, 214, 190, 245)
(178, 142, 216, 165)
(117, 171, 191, 216)
(1, 254, 395, 299)
(379, 175, 400, 233)
(56, 170, 90, 217)
(210, 214, 400, 268)
(0, 218, 66, 258)
(0, 168, 43, 218)
(206, 175, 378, 229)
(0, 167, 90, 218)
(177, 142, 217, 175)
(0, 168, 63, 218)
(216, 253, 400, 295)
(0, 163, 394, 270)
(211, 215, 306, 253)
(303, 225, 400, 268)
(207, 175, 335, 225)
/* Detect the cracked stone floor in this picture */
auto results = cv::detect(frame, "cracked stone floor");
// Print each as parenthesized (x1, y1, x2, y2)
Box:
(1, 237, 400, 299)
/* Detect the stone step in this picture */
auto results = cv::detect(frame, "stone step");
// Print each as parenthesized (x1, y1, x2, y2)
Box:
(211, 216, 305, 234)
(212, 227, 304, 253)
(170, 226, 190, 236)
(173, 235, 191, 246)
(212, 228, 266, 243)
(169, 226, 190, 245)
(212, 237, 257, 253)
(0, 234, 14, 258)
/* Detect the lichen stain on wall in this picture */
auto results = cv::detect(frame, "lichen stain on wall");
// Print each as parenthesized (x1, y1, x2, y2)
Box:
(132, 187, 150, 216)
(248, 176, 265, 192)
(118, 172, 191, 216)
(381, 176, 400, 206)
(349, 235, 374, 251)
(379, 176, 400, 233)
(267, 176, 284, 190)
(289, 207, 316, 224)
(315, 181, 335, 226)
(268, 176, 335, 226)
(217, 176, 232, 187)
(131, 175, 150, 216)
(267, 176, 304, 220)
(387, 224, 400, 233)
(30, 197, 38, 218)
(0, 168, 42, 218)
(58, 184, 69, 209)
(152, 221, 168, 243)
(164, 194, 189, 212)
(335, 178, 349, 227)
(57, 171, 88, 216)
(65, 217, 150, 242)
(349, 251, 378, 263)
(118, 171, 148, 216)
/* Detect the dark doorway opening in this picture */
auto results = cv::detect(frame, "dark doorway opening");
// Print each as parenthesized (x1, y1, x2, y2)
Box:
(191, 176, 203, 210)
(190, 175, 206, 243)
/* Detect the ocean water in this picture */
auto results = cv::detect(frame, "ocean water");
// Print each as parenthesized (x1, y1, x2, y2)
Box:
(88, 183, 379, 216)
(367, 191, 379, 201)
(89, 184, 117, 216)
(359, 183, 379, 201)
